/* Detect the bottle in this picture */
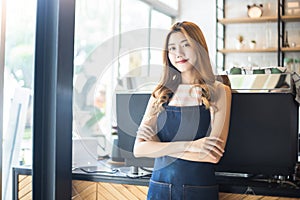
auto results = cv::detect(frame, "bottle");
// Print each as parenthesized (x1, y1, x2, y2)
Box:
(284, 31, 290, 48)
(284, 58, 293, 72)
(295, 59, 300, 74)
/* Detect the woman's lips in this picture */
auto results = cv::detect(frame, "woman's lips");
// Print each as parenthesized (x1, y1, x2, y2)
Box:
(176, 59, 188, 64)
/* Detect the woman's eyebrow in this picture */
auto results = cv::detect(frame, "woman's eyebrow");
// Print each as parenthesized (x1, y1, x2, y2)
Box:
(180, 39, 188, 43)
(168, 39, 188, 46)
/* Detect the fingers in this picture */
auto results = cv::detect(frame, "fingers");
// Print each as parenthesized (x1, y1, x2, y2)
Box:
(205, 137, 224, 154)
(200, 137, 225, 160)
(188, 136, 225, 161)
(206, 136, 224, 143)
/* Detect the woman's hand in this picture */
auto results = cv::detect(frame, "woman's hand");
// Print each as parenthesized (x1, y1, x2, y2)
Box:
(187, 137, 225, 160)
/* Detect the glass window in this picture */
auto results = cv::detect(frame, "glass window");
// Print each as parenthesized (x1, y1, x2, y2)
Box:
(72, 0, 115, 166)
(2, 0, 37, 199)
(121, 0, 150, 32)
(118, 0, 150, 78)
(149, 9, 172, 77)
(1, 0, 173, 198)
(158, 0, 178, 10)
(152, 9, 173, 29)
(118, 1, 173, 83)
(72, 0, 173, 176)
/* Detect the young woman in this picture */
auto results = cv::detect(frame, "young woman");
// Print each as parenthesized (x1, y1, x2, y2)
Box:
(133, 21, 232, 200)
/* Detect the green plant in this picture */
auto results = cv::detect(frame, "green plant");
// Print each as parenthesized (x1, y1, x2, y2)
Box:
(237, 35, 244, 43)
(84, 108, 105, 128)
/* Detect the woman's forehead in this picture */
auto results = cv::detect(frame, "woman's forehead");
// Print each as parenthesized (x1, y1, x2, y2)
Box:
(168, 32, 187, 45)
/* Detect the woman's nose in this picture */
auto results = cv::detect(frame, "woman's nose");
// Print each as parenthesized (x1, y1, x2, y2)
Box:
(175, 47, 184, 57)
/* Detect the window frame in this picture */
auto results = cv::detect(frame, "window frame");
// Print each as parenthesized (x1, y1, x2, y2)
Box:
(0, 0, 6, 198)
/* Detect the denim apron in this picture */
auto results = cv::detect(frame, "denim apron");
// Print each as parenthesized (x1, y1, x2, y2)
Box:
(147, 104, 219, 200)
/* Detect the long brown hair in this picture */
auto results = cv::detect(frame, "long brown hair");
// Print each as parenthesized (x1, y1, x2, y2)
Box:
(152, 21, 216, 109)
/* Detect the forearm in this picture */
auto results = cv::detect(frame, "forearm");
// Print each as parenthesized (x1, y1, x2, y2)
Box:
(169, 151, 222, 164)
(133, 139, 190, 158)
(134, 137, 223, 164)
(209, 85, 232, 150)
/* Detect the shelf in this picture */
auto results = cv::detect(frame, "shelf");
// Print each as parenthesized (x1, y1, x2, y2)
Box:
(281, 47, 300, 52)
(281, 15, 300, 22)
(216, 0, 300, 70)
(218, 48, 278, 53)
(216, 13, 300, 24)
(217, 16, 278, 24)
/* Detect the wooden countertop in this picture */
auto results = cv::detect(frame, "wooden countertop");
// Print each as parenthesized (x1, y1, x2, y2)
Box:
(13, 165, 300, 199)
(219, 192, 300, 200)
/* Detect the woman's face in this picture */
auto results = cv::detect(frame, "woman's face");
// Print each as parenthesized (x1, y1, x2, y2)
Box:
(167, 32, 197, 74)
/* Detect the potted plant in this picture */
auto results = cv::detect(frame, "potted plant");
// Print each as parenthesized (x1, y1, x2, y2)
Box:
(235, 35, 244, 49)
(249, 40, 256, 49)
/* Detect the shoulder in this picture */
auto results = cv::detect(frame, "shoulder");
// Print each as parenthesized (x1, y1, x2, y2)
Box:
(213, 81, 232, 101)
(214, 80, 231, 92)
(146, 95, 164, 115)
(146, 95, 158, 109)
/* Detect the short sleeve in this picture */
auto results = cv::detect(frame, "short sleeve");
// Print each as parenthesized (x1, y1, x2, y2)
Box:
(136, 95, 161, 141)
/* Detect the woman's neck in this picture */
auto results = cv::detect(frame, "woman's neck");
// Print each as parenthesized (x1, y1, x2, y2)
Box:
(181, 71, 195, 84)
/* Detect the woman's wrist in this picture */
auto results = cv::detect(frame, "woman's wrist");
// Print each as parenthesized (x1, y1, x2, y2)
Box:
(181, 141, 192, 152)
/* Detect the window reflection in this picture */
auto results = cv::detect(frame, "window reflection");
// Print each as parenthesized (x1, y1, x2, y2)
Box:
(2, 0, 36, 199)
(121, 0, 150, 32)
(73, 0, 115, 163)
(118, 0, 150, 78)
(1, 0, 173, 198)
(73, 0, 173, 169)
(150, 9, 173, 78)
(158, 0, 179, 10)
(152, 9, 173, 28)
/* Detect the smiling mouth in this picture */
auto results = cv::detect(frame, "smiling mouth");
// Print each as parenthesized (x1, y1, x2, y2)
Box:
(176, 59, 188, 64)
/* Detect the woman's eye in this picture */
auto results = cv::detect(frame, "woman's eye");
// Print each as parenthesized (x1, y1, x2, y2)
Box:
(169, 46, 176, 52)
(183, 43, 190, 47)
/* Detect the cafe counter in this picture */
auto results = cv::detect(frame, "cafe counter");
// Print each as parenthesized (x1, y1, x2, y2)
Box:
(13, 160, 300, 200)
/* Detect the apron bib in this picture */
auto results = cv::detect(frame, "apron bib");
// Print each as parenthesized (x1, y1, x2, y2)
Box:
(147, 105, 218, 200)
